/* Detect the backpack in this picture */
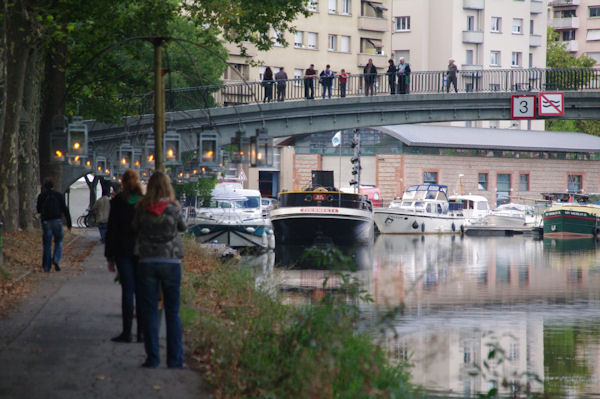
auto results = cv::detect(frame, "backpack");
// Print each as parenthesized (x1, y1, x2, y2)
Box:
(42, 191, 61, 219)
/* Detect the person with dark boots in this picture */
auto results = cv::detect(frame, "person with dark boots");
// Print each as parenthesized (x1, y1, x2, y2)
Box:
(105, 170, 144, 343)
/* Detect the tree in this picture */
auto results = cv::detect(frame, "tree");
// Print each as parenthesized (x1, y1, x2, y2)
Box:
(545, 28, 600, 136)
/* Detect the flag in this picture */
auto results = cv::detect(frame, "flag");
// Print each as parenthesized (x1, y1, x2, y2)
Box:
(331, 131, 342, 147)
(238, 168, 247, 182)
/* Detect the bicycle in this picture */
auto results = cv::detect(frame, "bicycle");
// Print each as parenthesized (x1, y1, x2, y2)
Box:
(77, 209, 97, 228)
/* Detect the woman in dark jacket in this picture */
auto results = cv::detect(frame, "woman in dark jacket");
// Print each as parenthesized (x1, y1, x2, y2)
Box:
(262, 66, 274, 103)
(105, 169, 144, 343)
(133, 171, 186, 368)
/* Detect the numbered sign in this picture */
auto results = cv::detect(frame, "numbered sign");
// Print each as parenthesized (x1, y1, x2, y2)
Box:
(511, 95, 536, 119)
(538, 92, 564, 116)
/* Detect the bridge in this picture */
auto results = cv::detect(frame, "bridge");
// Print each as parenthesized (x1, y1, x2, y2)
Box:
(60, 68, 600, 189)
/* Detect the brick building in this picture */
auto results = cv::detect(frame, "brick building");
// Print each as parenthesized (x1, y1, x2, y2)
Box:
(280, 125, 600, 207)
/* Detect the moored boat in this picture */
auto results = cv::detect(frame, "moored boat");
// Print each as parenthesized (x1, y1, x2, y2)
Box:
(543, 204, 600, 239)
(374, 184, 466, 234)
(270, 171, 374, 246)
(448, 194, 491, 225)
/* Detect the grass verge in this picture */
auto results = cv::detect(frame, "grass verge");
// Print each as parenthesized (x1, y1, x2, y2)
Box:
(181, 238, 417, 399)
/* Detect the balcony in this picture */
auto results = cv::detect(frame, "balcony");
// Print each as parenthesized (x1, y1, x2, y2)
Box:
(461, 64, 483, 71)
(530, 0, 544, 14)
(549, 17, 580, 30)
(357, 53, 387, 67)
(564, 40, 578, 52)
(463, 0, 484, 10)
(549, 0, 580, 6)
(529, 34, 542, 47)
(358, 16, 388, 32)
(462, 30, 484, 44)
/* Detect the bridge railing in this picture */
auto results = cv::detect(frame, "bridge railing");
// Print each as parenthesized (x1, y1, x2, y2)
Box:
(137, 68, 600, 113)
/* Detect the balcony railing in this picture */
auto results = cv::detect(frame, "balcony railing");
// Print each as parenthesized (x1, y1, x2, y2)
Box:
(529, 34, 542, 47)
(549, 0, 580, 6)
(462, 30, 484, 44)
(132, 68, 600, 112)
(358, 16, 388, 32)
(530, 0, 544, 14)
(565, 40, 579, 52)
(549, 17, 580, 30)
(463, 0, 484, 9)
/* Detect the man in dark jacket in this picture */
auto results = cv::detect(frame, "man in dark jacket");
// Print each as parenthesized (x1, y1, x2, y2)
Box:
(36, 177, 72, 272)
(275, 67, 288, 102)
(363, 58, 377, 96)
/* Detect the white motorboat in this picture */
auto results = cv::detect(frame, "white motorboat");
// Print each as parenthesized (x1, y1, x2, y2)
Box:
(374, 184, 466, 234)
(448, 194, 491, 225)
(486, 203, 538, 228)
(187, 186, 275, 250)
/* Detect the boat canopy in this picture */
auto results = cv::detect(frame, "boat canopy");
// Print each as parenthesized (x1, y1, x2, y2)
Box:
(406, 184, 448, 194)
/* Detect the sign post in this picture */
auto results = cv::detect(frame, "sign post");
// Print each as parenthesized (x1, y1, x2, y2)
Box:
(538, 92, 564, 116)
(511, 95, 536, 119)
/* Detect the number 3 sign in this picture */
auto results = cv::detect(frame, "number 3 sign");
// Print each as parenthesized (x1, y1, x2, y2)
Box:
(511, 94, 536, 119)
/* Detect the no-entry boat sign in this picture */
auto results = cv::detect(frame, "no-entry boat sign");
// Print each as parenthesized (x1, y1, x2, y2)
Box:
(511, 94, 536, 119)
(538, 92, 564, 116)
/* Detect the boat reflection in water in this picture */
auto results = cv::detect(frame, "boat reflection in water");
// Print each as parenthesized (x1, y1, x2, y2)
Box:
(258, 234, 600, 397)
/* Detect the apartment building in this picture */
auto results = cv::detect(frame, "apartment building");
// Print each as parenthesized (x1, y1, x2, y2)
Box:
(549, 0, 600, 64)
(224, 0, 393, 83)
(391, 0, 547, 129)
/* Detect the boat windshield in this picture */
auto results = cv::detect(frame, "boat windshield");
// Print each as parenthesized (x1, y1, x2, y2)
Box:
(208, 196, 261, 209)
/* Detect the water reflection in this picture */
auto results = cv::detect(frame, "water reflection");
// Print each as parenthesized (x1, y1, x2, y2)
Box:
(256, 235, 600, 397)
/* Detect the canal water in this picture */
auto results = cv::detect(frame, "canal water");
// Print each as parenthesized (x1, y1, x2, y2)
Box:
(251, 234, 600, 398)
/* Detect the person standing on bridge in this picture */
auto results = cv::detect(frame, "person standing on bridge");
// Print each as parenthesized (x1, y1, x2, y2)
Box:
(37, 177, 72, 272)
(446, 58, 458, 93)
(387, 59, 397, 95)
(275, 67, 287, 102)
(262, 66, 274, 103)
(363, 58, 377, 96)
(304, 64, 317, 99)
(319, 64, 334, 99)
(133, 171, 186, 368)
(337, 69, 349, 97)
(397, 57, 411, 94)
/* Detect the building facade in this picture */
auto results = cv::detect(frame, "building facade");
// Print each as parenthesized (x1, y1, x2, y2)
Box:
(284, 125, 600, 207)
(549, 0, 600, 64)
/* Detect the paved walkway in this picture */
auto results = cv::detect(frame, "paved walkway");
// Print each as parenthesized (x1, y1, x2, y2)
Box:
(0, 229, 213, 399)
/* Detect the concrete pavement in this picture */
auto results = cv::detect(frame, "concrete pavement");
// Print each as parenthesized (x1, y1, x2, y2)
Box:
(0, 229, 212, 399)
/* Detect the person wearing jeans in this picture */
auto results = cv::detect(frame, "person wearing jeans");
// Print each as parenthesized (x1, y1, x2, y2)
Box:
(37, 177, 72, 272)
(132, 171, 186, 368)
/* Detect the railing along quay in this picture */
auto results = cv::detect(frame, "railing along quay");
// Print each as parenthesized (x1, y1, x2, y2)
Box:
(137, 68, 600, 113)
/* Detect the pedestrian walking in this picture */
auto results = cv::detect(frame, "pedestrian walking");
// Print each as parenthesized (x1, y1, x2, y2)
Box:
(304, 64, 317, 99)
(275, 67, 288, 102)
(397, 57, 411, 94)
(133, 171, 187, 369)
(105, 169, 144, 343)
(91, 189, 110, 243)
(337, 69, 349, 97)
(387, 59, 397, 95)
(363, 58, 377, 96)
(446, 58, 458, 93)
(319, 64, 334, 99)
(262, 66, 274, 103)
(36, 177, 72, 272)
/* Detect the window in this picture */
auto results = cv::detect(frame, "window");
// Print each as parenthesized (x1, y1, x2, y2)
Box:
(259, 66, 266, 81)
(587, 29, 600, 41)
(568, 174, 582, 193)
(307, 32, 318, 49)
(328, 34, 337, 51)
(512, 18, 523, 34)
(395, 16, 410, 31)
(466, 49, 474, 65)
(308, 0, 318, 12)
(491, 17, 502, 33)
(294, 31, 304, 48)
(424, 171, 437, 184)
(497, 173, 511, 206)
(590, 6, 600, 17)
(341, 35, 350, 52)
(511, 51, 522, 67)
(530, 19, 534, 34)
(294, 68, 303, 86)
(519, 174, 529, 191)
(490, 51, 500, 66)
(529, 53, 533, 67)
(329, 0, 336, 13)
(272, 29, 284, 46)
(341, 0, 351, 15)
(478, 173, 488, 190)
(467, 15, 475, 31)
(224, 63, 249, 80)
(562, 30, 576, 41)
